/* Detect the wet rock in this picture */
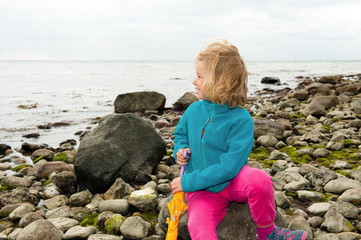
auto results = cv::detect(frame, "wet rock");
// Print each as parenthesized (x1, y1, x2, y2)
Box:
(173, 92, 199, 111)
(0, 143, 11, 155)
(261, 77, 281, 85)
(34, 161, 74, 179)
(114, 91, 166, 113)
(318, 75, 341, 84)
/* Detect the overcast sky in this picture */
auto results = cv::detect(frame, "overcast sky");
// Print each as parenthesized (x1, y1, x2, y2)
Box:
(0, 0, 360, 61)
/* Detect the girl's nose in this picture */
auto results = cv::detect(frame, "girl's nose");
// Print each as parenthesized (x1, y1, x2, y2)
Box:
(192, 78, 197, 85)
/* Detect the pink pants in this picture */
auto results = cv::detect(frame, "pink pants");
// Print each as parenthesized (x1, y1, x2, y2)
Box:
(186, 165, 276, 240)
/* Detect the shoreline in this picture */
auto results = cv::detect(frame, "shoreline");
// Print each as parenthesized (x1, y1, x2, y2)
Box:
(1, 73, 361, 239)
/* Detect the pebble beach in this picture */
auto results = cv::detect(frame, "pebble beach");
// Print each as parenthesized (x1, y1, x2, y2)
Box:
(1, 66, 361, 239)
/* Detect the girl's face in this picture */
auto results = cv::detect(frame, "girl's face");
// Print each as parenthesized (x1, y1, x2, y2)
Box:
(193, 61, 206, 99)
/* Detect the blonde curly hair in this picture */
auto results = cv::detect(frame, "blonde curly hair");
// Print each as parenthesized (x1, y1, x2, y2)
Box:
(197, 39, 248, 108)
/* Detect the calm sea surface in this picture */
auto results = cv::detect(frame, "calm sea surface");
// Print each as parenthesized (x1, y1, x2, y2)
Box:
(0, 60, 360, 149)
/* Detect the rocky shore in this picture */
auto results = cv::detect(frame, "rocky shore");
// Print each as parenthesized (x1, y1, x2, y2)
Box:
(1, 73, 361, 240)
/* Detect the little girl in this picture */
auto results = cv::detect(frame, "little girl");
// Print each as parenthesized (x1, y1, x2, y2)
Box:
(171, 40, 308, 240)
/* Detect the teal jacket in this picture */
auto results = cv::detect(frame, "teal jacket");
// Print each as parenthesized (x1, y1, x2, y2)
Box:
(173, 100, 254, 193)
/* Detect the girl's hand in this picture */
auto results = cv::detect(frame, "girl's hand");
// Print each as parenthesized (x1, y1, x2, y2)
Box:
(176, 148, 190, 166)
(171, 177, 183, 194)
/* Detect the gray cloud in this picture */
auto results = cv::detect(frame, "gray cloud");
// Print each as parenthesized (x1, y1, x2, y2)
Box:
(0, 0, 360, 60)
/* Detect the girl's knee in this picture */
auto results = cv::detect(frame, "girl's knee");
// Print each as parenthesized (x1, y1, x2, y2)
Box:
(188, 217, 217, 239)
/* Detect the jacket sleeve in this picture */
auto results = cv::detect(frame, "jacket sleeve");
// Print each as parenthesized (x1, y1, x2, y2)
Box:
(173, 109, 190, 161)
(181, 114, 254, 192)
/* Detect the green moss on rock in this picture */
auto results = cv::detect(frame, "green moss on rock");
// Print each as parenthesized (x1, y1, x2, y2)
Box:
(53, 152, 69, 162)
(249, 146, 269, 162)
(80, 212, 99, 228)
(33, 155, 44, 164)
(104, 214, 125, 235)
(11, 164, 32, 172)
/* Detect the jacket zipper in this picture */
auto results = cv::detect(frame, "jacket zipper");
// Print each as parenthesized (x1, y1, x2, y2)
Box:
(201, 104, 215, 169)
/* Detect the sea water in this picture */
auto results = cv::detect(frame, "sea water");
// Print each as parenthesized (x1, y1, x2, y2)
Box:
(0, 60, 360, 149)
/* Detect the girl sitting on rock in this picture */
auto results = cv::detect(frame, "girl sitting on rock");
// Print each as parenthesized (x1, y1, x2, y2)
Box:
(171, 39, 308, 240)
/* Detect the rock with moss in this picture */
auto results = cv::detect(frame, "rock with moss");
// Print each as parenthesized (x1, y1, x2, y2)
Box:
(129, 188, 158, 212)
(31, 149, 55, 161)
(96, 211, 114, 230)
(104, 214, 125, 235)
(11, 164, 32, 172)
(53, 150, 76, 164)
(321, 207, 355, 233)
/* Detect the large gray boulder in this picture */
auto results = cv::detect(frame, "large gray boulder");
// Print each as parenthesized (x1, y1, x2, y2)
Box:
(114, 91, 166, 113)
(74, 113, 166, 193)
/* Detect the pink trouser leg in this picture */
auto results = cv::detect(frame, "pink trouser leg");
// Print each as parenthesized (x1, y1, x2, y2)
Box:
(186, 166, 276, 240)
(186, 190, 229, 240)
(227, 165, 276, 227)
